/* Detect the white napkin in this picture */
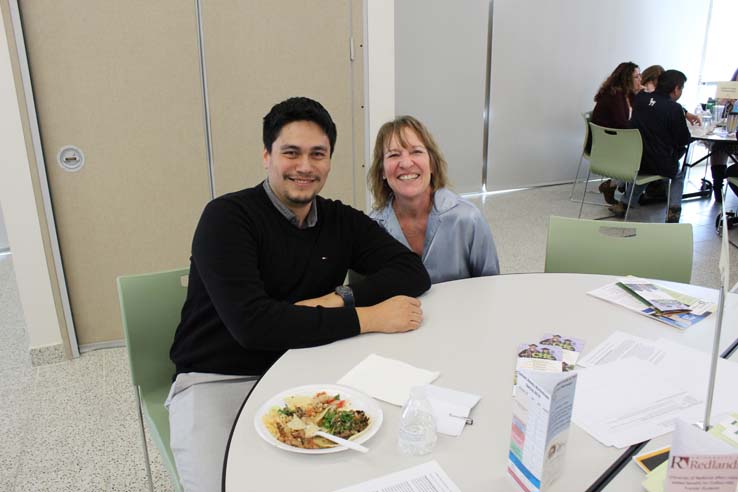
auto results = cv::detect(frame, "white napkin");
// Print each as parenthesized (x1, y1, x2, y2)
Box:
(423, 384, 481, 437)
(337, 354, 439, 406)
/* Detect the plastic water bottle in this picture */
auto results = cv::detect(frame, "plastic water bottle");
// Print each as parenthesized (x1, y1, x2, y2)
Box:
(397, 386, 437, 455)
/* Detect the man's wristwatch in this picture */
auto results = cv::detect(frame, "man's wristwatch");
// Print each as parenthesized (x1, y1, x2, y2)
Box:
(334, 285, 355, 307)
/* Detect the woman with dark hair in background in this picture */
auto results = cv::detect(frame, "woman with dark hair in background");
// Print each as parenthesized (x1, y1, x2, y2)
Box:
(591, 62, 641, 204)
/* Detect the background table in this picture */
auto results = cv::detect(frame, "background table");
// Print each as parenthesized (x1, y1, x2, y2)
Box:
(683, 127, 738, 199)
(223, 273, 738, 492)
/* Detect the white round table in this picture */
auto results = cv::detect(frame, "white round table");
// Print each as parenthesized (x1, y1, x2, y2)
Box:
(223, 274, 737, 492)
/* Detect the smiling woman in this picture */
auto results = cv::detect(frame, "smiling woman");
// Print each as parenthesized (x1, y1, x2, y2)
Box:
(368, 116, 500, 284)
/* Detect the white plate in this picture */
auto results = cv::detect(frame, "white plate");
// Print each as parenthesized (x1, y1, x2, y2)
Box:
(253, 384, 383, 454)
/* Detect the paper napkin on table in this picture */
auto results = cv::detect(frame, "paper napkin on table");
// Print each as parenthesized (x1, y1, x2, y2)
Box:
(422, 384, 481, 436)
(337, 354, 439, 406)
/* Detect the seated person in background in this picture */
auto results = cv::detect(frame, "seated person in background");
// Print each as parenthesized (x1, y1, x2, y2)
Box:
(168, 97, 431, 491)
(709, 67, 738, 203)
(591, 62, 641, 204)
(642, 64, 699, 125)
(640, 65, 663, 93)
(368, 115, 499, 284)
(609, 70, 691, 223)
(638, 65, 699, 204)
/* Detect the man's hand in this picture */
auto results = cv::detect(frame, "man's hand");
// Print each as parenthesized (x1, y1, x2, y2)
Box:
(685, 111, 701, 126)
(295, 292, 344, 308)
(356, 296, 423, 334)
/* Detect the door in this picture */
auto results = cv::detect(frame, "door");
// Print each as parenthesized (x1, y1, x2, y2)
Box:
(16, 0, 365, 347)
(18, 1, 211, 346)
(201, 0, 365, 206)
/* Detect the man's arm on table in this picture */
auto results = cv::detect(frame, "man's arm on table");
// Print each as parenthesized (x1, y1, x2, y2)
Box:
(296, 206, 431, 333)
(193, 199, 430, 351)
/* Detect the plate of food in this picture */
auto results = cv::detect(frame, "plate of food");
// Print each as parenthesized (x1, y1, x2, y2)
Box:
(254, 384, 383, 454)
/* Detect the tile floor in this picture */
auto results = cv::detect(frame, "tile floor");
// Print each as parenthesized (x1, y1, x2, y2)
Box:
(1, 161, 736, 491)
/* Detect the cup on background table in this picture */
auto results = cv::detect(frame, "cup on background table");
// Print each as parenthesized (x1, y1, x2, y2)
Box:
(701, 113, 714, 132)
(713, 105, 725, 124)
(727, 114, 738, 134)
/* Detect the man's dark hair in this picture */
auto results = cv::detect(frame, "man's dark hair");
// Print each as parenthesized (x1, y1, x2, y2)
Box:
(263, 97, 337, 156)
(656, 70, 687, 95)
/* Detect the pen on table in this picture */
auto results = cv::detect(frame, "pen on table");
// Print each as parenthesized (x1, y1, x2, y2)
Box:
(449, 413, 473, 425)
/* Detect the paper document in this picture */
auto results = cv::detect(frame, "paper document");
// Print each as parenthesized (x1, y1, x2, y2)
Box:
(617, 280, 690, 313)
(577, 331, 666, 368)
(572, 358, 703, 448)
(332, 460, 461, 492)
(576, 336, 738, 446)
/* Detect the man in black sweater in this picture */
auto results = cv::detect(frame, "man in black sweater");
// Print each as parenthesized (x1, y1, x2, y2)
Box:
(167, 97, 430, 491)
(609, 70, 691, 223)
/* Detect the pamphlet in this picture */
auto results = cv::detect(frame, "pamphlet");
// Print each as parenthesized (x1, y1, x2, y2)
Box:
(516, 343, 564, 373)
(642, 413, 738, 492)
(538, 333, 584, 370)
(508, 369, 578, 492)
(664, 420, 738, 492)
(616, 280, 690, 313)
(588, 278, 715, 330)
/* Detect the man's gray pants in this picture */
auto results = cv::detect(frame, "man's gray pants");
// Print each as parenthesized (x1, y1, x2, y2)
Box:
(167, 375, 258, 492)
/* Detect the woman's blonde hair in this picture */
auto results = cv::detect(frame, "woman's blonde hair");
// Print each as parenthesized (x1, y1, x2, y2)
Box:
(368, 115, 449, 210)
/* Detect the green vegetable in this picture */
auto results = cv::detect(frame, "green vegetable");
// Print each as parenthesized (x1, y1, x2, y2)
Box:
(278, 406, 294, 417)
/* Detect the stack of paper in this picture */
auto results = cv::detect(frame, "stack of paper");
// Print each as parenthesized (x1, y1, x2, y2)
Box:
(588, 277, 715, 330)
(573, 332, 738, 448)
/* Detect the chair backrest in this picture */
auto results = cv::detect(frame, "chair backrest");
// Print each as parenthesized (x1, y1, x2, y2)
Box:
(545, 216, 693, 283)
(117, 267, 189, 392)
(588, 123, 643, 182)
(582, 111, 592, 157)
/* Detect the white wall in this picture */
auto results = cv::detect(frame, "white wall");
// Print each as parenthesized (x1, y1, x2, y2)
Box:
(365, 0, 396, 210)
(486, 0, 711, 191)
(0, 15, 62, 349)
(395, 0, 489, 193)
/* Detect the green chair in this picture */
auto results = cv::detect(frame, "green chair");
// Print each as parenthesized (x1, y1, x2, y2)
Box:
(569, 111, 599, 204)
(117, 267, 188, 492)
(578, 123, 672, 222)
(545, 216, 693, 283)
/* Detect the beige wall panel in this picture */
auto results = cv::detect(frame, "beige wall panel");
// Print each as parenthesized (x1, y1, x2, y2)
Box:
(202, 0, 360, 206)
(19, 1, 210, 345)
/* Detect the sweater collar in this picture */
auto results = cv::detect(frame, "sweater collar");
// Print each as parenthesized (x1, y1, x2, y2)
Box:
(262, 180, 318, 229)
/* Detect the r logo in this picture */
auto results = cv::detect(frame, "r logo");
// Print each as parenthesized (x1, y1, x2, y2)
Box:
(671, 456, 689, 469)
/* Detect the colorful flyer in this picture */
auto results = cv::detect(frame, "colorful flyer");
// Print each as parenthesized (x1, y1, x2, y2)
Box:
(508, 369, 578, 492)
(538, 334, 585, 370)
(516, 343, 564, 373)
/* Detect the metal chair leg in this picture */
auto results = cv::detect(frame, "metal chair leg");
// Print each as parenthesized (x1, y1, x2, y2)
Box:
(135, 387, 155, 492)
(666, 179, 672, 217)
(578, 169, 591, 218)
(624, 178, 636, 222)
(569, 152, 585, 201)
